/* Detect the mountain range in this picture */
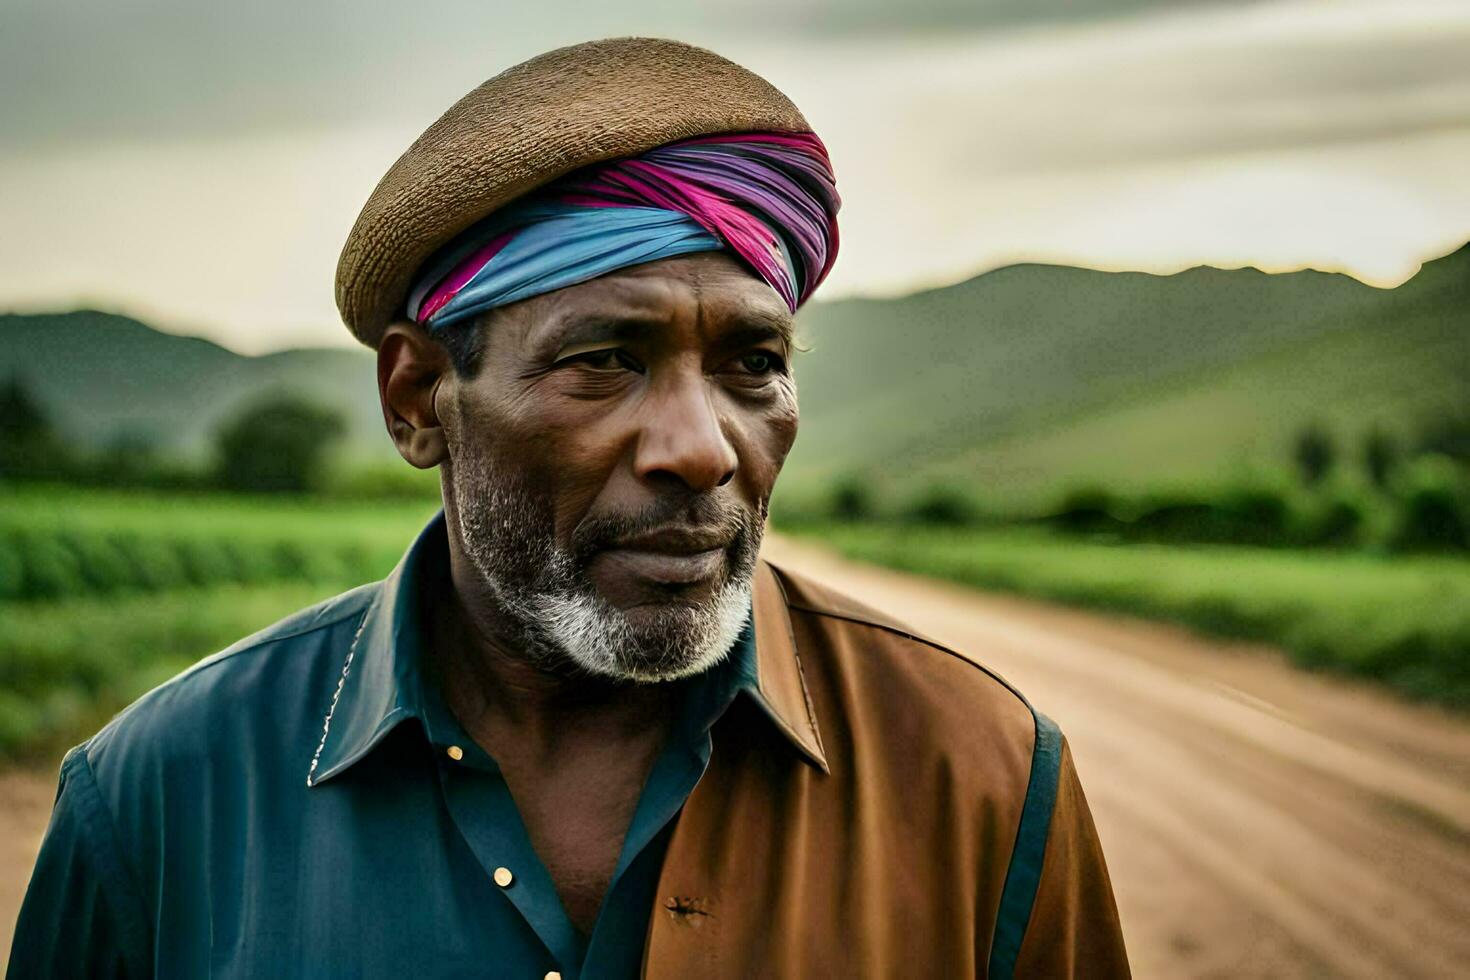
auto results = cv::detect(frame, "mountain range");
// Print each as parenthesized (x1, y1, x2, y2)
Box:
(5, 242, 1466, 506)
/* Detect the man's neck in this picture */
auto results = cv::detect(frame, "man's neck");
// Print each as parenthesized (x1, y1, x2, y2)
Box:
(427, 543, 681, 760)
(427, 540, 685, 938)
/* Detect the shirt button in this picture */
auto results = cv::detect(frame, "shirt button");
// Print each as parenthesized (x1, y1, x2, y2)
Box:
(446, 745, 464, 761)
(493, 866, 514, 887)
(545, 973, 562, 980)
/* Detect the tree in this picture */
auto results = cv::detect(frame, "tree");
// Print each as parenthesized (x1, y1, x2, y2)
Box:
(97, 426, 162, 485)
(1292, 422, 1335, 487)
(0, 376, 69, 478)
(1362, 427, 1399, 489)
(213, 394, 347, 493)
(1416, 409, 1470, 467)
(904, 483, 979, 526)
(829, 473, 874, 522)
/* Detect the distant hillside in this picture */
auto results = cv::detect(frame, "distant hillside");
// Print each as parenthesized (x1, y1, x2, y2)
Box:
(785, 241, 1470, 505)
(0, 311, 388, 460)
(3, 242, 1467, 498)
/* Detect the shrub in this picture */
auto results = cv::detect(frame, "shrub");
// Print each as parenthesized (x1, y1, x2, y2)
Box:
(1301, 491, 1366, 548)
(1126, 498, 1217, 542)
(828, 474, 875, 522)
(1293, 422, 1336, 487)
(1046, 487, 1120, 534)
(1213, 484, 1294, 546)
(61, 532, 137, 594)
(213, 394, 348, 493)
(1362, 427, 1399, 489)
(1388, 455, 1470, 552)
(16, 533, 84, 600)
(903, 484, 980, 526)
(0, 537, 25, 600)
(176, 536, 241, 587)
(118, 534, 189, 591)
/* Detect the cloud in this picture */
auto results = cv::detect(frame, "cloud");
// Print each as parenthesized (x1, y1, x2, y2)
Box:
(2, 0, 1469, 351)
(0, 0, 1237, 148)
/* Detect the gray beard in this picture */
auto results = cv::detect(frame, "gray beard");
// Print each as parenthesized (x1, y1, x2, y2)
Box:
(444, 446, 763, 683)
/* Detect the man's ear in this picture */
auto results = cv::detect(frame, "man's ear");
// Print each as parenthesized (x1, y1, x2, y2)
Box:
(378, 321, 450, 469)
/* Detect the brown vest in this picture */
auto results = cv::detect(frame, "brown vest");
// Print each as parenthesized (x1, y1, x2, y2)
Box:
(641, 559, 1131, 978)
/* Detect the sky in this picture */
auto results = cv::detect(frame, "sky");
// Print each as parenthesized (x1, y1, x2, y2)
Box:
(3, 0, 1470, 353)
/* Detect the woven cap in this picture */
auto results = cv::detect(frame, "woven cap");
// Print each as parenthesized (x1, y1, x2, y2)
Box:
(334, 36, 812, 349)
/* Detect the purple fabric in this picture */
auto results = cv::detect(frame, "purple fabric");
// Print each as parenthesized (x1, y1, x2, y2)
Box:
(406, 130, 840, 327)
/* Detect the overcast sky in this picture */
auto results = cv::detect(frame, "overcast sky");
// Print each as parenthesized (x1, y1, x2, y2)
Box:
(3, 0, 1469, 353)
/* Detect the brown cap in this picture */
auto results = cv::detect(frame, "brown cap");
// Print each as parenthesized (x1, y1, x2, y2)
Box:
(334, 36, 812, 349)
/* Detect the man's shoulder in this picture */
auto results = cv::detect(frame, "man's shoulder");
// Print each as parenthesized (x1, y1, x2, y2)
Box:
(770, 559, 1036, 710)
(77, 580, 381, 786)
(765, 559, 1042, 777)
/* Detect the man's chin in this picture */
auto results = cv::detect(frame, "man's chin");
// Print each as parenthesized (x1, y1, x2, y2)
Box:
(587, 604, 734, 683)
(535, 575, 753, 684)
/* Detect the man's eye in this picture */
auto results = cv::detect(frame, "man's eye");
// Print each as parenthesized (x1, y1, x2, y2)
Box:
(562, 348, 641, 373)
(738, 352, 785, 375)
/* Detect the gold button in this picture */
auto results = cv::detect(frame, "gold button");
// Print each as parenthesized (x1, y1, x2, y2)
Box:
(493, 866, 514, 887)
(545, 973, 562, 980)
(446, 745, 464, 761)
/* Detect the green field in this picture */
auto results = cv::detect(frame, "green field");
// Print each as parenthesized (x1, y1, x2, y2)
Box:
(783, 522, 1470, 709)
(3, 486, 1466, 762)
(0, 486, 439, 759)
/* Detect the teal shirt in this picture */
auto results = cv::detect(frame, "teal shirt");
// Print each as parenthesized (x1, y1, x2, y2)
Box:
(9, 510, 761, 979)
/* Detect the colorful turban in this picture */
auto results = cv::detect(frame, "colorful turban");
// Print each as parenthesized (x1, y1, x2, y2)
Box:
(404, 131, 840, 332)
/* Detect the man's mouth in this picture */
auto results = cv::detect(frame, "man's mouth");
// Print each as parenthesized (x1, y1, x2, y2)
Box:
(597, 526, 735, 586)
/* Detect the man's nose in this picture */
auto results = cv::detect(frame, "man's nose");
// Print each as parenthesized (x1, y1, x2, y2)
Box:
(633, 373, 738, 492)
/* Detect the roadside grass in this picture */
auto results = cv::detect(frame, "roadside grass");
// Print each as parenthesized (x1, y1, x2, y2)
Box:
(0, 485, 438, 600)
(780, 522, 1470, 710)
(0, 582, 364, 762)
(0, 486, 438, 760)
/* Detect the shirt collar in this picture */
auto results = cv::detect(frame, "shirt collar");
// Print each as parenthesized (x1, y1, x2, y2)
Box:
(307, 508, 828, 787)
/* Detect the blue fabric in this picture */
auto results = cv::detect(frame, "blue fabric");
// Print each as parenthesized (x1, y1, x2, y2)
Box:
(987, 706, 1064, 980)
(8, 508, 762, 979)
(405, 201, 724, 331)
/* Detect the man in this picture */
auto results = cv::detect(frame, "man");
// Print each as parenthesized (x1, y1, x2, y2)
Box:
(10, 37, 1128, 978)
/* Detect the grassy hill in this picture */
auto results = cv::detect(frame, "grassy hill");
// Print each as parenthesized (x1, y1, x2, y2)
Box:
(784, 241, 1470, 508)
(0, 311, 389, 461)
(4, 242, 1466, 498)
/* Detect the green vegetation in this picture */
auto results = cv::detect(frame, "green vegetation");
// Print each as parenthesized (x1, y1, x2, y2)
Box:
(5, 238, 1468, 754)
(0, 310, 388, 463)
(0, 487, 440, 759)
(0, 370, 439, 499)
(781, 522, 1470, 711)
(0, 583, 357, 759)
(0, 485, 439, 601)
(781, 241, 1469, 508)
(213, 395, 348, 493)
(775, 406, 1470, 555)
(8, 244, 1468, 508)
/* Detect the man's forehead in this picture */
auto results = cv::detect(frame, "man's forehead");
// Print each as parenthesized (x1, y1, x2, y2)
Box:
(508, 257, 795, 347)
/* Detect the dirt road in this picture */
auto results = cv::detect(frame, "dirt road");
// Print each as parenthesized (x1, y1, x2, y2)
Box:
(5, 534, 1469, 976)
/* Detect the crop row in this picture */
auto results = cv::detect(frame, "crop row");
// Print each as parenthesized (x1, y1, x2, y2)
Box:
(0, 528, 400, 601)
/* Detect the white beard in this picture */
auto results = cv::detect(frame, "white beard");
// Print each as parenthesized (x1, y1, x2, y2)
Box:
(444, 441, 764, 683)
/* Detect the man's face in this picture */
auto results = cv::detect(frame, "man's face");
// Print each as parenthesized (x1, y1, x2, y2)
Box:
(433, 251, 799, 682)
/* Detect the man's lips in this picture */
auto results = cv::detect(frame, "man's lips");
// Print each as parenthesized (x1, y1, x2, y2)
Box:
(595, 526, 735, 586)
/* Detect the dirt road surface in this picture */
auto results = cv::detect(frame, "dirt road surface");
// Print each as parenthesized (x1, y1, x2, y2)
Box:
(4, 533, 1469, 976)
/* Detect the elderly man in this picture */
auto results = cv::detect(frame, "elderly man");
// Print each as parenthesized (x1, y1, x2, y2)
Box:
(10, 37, 1128, 979)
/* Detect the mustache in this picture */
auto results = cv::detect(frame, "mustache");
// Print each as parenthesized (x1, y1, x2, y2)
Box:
(569, 493, 761, 564)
